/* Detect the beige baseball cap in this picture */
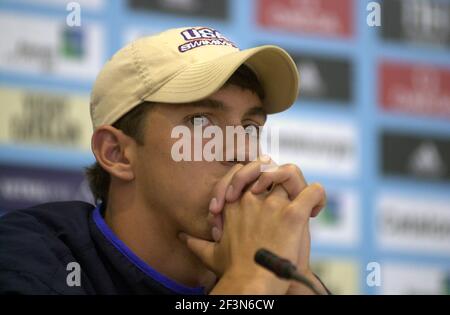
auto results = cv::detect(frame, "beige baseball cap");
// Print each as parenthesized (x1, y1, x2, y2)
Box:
(90, 26, 300, 130)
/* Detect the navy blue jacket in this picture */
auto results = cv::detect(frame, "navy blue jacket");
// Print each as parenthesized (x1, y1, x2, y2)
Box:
(0, 201, 205, 295)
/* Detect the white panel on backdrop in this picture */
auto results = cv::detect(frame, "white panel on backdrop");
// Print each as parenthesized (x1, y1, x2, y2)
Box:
(0, 87, 92, 151)
(311, 259, 360, 294)
(264, 116, 359, 178)
(377, 194, 450, 255)
(381, 263, 450, 295)
(0, 12, 103, 80)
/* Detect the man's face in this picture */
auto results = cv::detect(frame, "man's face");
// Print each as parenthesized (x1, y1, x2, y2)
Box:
(133, 84, 266, 241)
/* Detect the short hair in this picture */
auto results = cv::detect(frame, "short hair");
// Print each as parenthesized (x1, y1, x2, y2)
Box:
(85, 64, 265, 204)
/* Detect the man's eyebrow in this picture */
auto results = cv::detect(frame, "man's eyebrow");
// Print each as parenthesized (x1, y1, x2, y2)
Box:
(185, 99, 267, 122)
(244, 106, 267, 122)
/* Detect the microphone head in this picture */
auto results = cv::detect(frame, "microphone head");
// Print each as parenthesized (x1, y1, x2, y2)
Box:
(254, 248, 322, 294)
(254, 248, 296, 279)
(255, 248, 276, 267)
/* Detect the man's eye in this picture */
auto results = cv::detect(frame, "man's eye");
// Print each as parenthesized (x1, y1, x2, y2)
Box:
(244, 124, 259, 137)
(190, 115, 211, 127)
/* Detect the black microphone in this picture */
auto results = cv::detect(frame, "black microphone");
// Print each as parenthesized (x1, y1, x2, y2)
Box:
(254, 248, 322, 295)
(254, 248, 296, 279)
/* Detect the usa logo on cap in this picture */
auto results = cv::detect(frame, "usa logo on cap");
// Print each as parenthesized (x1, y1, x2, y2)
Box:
(178, 27, 238, 53)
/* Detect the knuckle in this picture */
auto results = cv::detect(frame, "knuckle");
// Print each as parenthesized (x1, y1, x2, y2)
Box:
(283, 205, 308, 223)
(259, 154, 272, 163)
(241, 190, 255, 203)
(284, 163, 298, 172)
(309, 182, 325, 199)
(260, 164, 277, 173)
(264, 196, 282, 210)
(256, 172, 270, 184)
(258, 155, 271, 166)
(285, 163, 302, 177)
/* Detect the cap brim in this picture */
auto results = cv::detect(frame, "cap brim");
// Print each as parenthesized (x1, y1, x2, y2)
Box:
(143, 45, 299, 114)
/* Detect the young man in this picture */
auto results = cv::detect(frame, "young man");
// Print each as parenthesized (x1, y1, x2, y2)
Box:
(0, 27, 329, 294)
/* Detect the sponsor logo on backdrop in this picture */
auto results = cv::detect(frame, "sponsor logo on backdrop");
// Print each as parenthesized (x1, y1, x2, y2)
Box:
(310, 189, 359, 246)
(311, 259, 360, 294)
(381, 131, 450, 182)
(381, 263, 450, 294)
(61, 27, 84, 59)
(127, 0, 229, 20)
(257, 0, 353, 38)
(266, 117, 359, 178)
(408, 142, 447, 178)
(0, 163, 93, 212)
(0, 12, 103, 80)
(291, 52, 353, 104)
(381, 0, 450, 48)
(0, 87, 92, 150)
(317, 196, 341, 226)
(379, 62, 450, 118)
(377, 194, 450, 255)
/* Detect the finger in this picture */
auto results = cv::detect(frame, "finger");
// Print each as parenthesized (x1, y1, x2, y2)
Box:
(207, 211, 222, 229)
(208, 157, 275, 242)
(209, 163, 244, 214)
(251, 164, 307, 200)
(266, 183, 289, 200)
(310, 185, 327, 217)
(262, 184, 289, 211)
(211, 156, 274, 214)
(287, 183, 326, 219)
(208, 164, 244, 240)
(178, 232, 217, 272)
(311, 197, 326, 217)
(206, 212, 223, 241)
(225, 157, 276, 203)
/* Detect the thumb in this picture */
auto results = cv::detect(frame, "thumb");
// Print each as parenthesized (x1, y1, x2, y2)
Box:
(178, 232, 218, 272)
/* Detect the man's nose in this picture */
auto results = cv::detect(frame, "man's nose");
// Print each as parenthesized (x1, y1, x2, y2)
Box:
(221, 129, 259, 166)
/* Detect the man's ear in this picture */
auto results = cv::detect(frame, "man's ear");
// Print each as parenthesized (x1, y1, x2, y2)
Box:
(91, 125, 136, 182)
